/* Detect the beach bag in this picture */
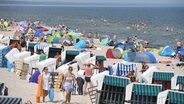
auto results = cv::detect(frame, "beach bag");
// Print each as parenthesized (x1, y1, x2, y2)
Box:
(49, 87, 54, 102)
(7, 61, 14, 72)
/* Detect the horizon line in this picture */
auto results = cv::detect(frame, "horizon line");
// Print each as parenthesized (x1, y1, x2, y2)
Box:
(0, 4, 184, 7)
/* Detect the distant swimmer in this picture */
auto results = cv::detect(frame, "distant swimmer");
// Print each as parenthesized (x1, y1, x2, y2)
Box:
(166, 26, 169, 31)
(170, 27, 173, 32)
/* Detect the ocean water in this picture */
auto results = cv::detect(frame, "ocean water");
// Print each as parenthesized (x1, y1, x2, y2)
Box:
(0, 6, 184, 47)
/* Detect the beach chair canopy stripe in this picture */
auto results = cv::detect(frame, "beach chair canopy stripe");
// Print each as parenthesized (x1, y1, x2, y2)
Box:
(177, 76, 184, 85)
(66, 50, 79, 55)
(116, 63, 136, 76)
(36, 44, 49, 50)
(96, 55, 106, 61)
(133, 84, 162, 96)
(168, 91, 184, 104)
(153, 72, 174, 81)
(28, 42, 38, 48)
(103, 75, 130, 87)
(0, 96, 22, 104)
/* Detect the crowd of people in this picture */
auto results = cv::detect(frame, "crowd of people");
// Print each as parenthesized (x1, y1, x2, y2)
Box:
(1, 19, 184, 104)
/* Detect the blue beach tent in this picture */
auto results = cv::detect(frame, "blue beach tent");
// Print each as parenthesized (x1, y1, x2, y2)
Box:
(74, 39, 86, 49)
(160, 45, 175, 56)
(124, 51, 157, 63)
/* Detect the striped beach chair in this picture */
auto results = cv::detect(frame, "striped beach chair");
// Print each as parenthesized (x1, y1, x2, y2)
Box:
(177, 76, 184, 91)
(116, 63, 137, 77)
(152, 71, 174, 90)
(0, 96, 22, 104)
(97, 75, 130, 104)
(125, 83, 162, 104)
(34, 44, 49, 53)
(157, 90, 184, 104)
(172, 75, 184, 91)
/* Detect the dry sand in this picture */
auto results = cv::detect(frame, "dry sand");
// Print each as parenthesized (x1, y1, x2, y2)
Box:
(0, 27, 184, 104)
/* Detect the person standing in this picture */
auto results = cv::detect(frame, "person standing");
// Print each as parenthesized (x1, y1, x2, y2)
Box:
(63, 67, 76, 104)
(83, 63, 99, 95)
(42, 67, 50, 102)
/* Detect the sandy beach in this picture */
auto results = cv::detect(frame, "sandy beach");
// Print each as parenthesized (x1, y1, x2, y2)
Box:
(0, 24, 184, 104)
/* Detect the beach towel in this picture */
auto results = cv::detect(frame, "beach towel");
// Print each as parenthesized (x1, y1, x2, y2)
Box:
(30, 70, 40, 83)
(49, 87, 54, 102)
(7, 61, 14, 72)
(36, 75, 44, 103)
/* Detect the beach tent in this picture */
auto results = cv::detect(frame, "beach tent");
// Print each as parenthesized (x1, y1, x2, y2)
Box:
(46, 35, 54, 44)
(74, 39, 86, 49)
(124, 51, 157, 63)
(106, 48, 122, 59)
(160, 45, 175, 56)
(106, 48, 115, 58)
(53, 32, 61, 38)
(157, 90, 184, 104)
(34, 30, 42, 37)
(114, 42, 125, 50)
(100, 38, 109, 46)
(125, 83, 162, 104)
(96, 75, 130, 104)
(52, 37, 60, 43)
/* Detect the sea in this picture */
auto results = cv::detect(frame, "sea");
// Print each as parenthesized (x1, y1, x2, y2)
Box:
(0, 5, 184, 47)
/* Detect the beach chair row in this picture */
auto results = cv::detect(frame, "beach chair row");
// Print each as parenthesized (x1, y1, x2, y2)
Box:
(88, 75, 184, 104)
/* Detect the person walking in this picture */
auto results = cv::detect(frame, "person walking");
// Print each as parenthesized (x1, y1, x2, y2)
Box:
(63, 66, 76, 104)
(42, 67, 50, 102)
